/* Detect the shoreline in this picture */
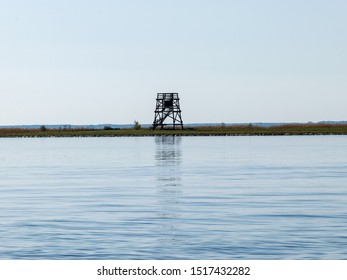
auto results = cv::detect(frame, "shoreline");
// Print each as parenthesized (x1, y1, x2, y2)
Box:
(1, 124, 347, 138)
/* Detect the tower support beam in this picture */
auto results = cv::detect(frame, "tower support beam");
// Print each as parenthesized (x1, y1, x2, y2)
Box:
(152, 93, 184, 130)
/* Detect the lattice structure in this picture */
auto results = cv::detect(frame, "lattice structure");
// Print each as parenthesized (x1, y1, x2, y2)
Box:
(152, 93, 184, 129)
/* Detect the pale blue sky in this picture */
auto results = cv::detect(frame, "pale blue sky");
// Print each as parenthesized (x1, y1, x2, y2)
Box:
(1, 0, 346, 125)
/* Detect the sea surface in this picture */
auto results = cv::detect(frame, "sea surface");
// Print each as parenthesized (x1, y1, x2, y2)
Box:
(0, 136, 346, 259)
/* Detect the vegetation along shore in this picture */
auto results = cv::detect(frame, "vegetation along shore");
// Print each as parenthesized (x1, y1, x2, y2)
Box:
(1, 124, 347, 138)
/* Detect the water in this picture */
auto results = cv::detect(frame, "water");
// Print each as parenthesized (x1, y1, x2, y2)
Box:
(0, 136, 346, 259)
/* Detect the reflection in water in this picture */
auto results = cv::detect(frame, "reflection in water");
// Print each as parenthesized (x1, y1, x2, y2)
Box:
(154, 136, 182, 256)
(155, 136, 182, 187)
(155, 136, 182, 166)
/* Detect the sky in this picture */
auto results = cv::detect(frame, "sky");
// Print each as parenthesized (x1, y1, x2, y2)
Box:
(0, 0, 346, 125)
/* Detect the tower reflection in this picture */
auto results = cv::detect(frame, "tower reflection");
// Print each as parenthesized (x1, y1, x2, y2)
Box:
(154, 136, 182, 256)
(155, 136, 181, 166)
(155, 135, 182, 198)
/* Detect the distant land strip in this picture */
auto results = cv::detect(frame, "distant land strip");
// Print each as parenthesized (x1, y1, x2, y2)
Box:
(1, 124, 347, 137)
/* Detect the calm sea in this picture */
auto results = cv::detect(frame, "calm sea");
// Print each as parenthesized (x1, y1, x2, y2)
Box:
(0, 136, 346, 259)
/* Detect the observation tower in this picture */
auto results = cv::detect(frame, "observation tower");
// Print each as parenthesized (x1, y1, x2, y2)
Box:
(152, 93, 183, 129)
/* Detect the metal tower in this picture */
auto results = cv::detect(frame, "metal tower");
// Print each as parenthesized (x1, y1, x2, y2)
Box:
(152, 93, 184, 129)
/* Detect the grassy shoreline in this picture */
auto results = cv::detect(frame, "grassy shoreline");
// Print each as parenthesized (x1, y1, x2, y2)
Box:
(1, 124, 347, 137)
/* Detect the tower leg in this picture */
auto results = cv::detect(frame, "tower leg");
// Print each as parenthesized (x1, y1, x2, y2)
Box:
(152, 93, 183, 130)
